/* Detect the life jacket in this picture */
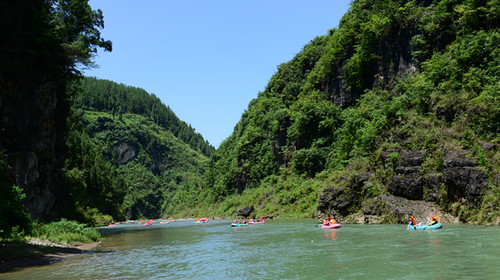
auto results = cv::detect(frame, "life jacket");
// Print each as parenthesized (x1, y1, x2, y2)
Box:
(410, 219, 417, 226)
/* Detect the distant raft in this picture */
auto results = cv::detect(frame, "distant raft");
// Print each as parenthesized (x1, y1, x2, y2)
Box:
(231, 223, 249, 227)
(408, 223, 443, 230)
(321, 223, 341, 229)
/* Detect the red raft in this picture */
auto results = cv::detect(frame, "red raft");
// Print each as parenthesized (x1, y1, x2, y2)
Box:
(321, 223, 341, 229)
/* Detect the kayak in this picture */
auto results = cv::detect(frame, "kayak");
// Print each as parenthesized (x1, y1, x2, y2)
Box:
(231, 223, 249, 227)
(408, 223, 443, 230)
(321, 223, 341, 229)
(249, 221, 265, 225)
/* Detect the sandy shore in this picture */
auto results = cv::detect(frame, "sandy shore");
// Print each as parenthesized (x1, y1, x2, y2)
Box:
(0, 241, 100, 272)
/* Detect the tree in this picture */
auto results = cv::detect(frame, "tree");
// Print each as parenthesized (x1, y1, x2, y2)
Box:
(50, 0, 112, 73)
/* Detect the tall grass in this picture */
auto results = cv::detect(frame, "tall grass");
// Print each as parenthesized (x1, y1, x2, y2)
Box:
(31, 219, 100, 245)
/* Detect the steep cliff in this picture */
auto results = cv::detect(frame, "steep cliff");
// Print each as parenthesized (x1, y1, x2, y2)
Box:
(0, 77, 68, 220)
(0, 2, 68, 220)
(1, 1, 112, 221)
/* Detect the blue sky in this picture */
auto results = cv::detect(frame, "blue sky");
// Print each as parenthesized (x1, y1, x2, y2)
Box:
(85, 0, 351, 147)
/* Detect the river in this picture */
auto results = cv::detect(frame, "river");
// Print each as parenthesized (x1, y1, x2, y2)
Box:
(3, 219, 500, 279)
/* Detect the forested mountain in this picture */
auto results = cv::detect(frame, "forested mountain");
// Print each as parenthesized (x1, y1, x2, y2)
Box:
(65, 78, 213, 223)
(207, 0, 499, 224)
(1, 0, 499, 236)
(73, 77, 215, 157)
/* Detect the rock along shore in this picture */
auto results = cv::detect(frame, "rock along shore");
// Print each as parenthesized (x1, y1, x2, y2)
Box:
(0, 241, 100, 272)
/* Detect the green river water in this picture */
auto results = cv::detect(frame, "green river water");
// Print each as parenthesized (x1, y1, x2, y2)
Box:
(2, 219, 500, 279)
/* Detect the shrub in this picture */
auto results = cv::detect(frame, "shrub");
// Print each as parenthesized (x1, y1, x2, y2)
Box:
(0, 152, 32, 239)
(32, 219, 100, 245)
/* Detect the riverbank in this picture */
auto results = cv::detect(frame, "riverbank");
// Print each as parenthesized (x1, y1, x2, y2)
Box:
(0, 240, 99, 272)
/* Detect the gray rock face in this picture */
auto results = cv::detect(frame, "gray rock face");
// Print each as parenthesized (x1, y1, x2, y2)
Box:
(316, 173, 369, 220)
(362, 194, 456, 224)
(1, 79, 67, 220)
(316, 149, 490, 223)
(237, 205, 254, 218)
(113, 142, 136, 164)
(317, 186, 356, 219)
(388, 151, 425, 200)
(324, 25, 417, 108)
(444, 151, 488, 208)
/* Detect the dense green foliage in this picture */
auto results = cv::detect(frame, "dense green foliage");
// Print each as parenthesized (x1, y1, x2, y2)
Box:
(64, 109, 126, 225)
(1, 0, 111, 82)
(207, 0, 499, 221)
(67, 78, 212, 221)
(0, 154, 32, 239)
(72, 77, 215, 157)
(31, 219, 100, 244)
(51, 0, 112, 71)
(3, 0, 498, 229)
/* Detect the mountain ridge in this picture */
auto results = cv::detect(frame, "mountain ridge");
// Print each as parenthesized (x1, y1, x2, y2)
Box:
(205, 0, 499, 224)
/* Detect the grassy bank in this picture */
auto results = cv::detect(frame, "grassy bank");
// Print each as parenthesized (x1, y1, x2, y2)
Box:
(1, 219, 101, 245)
(30, 219, 101, 245)
(0, 219, 101, 271)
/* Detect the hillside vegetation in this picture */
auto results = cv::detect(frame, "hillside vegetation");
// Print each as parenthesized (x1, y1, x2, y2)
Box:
(206, 0, 499, 224)
(2, 0, 499, 239)
(74, 77, 215, 157)
(66, 78, 213, 224)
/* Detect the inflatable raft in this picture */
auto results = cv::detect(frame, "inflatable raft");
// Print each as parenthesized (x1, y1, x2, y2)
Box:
(249, 221, 265, 225)
(231, 223, 249, 227)
(321, 223, 341, 229)
(408, 223, 443, 231)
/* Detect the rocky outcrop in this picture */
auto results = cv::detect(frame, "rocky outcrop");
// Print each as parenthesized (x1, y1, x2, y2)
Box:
(387, 151, 425, 200)
(316, 173, 370, 220)
(325, 22, 418, 108)
(317, 149, 489, 224)
(361, 194, 457, 224)
(113, 142, 136, 164)
(237, 205, 254, 218)
(0, 3, 69, 220)
(444, 151, 488, 208)
(1, 79, 68, 220)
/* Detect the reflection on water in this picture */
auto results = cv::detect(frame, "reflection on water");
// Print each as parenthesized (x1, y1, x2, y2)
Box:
(324, 229, 337, 241)
(2, 220, 500, 279)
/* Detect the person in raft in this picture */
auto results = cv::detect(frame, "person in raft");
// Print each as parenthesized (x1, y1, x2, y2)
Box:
(429, 216, 439, 226)
(408, 216, 422, 227)
(242, 219, 247, 224)
(249, 218, 254, 223)
(234, 219, 238, 224)
(330, 217, 337, 225)
(323, 218, 330, 226)
(409, 216, 417, 227)
(260, 217, 264, 222)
